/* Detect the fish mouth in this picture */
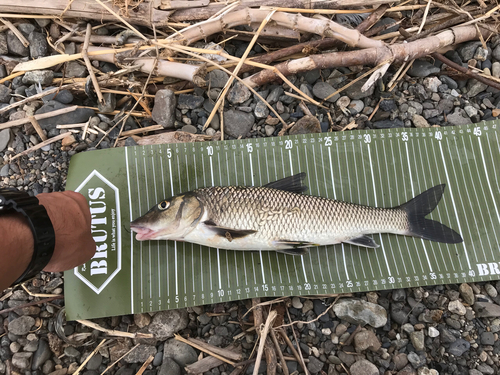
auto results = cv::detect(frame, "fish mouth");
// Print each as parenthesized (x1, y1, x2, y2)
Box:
(130, 224, 159, 241)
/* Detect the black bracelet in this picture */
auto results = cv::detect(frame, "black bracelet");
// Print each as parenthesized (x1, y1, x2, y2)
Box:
(0, 188, 56, 286)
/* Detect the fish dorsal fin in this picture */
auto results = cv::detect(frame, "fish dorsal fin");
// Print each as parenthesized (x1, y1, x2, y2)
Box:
(264, 173, 308, 194)
(203, 220, 257, 241)
(344, 235, 380, 248)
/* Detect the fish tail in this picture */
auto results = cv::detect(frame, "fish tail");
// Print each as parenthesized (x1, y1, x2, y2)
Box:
(400, 184, 463, 244)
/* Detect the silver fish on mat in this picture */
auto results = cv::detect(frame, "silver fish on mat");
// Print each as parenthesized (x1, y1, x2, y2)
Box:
(130, 173, 463, 255)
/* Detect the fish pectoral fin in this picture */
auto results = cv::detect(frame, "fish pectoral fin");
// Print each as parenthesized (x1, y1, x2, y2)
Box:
(344, 235, 380, 249)
(264, 172, 308, 194)
(273, 240, 318, 255)
(203, 221, 256, 242)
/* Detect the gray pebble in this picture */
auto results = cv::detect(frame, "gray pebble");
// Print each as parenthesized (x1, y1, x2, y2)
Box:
(227, 82, 251, 104)
(306, 356, 324, 374)
(448, 338, 470, 356)
(22, 70, 54, 86)
(349, 359, 378, 375)
(65, 61, 87, 78)
(408, 60, 440, 77)
(28, 32, 48, 58)
(7, 30, 29, 56)
(223, 109, 254, 138)
(31, 339, 50, 370)
(158, 357, 180, 375)
(312, 81, 339, 103)
(8, 316, 35, 336)
(152, 89, 177, 129)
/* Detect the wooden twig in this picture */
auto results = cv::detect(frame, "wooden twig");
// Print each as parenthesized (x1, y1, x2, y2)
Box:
(11, 132, 72, 160)
(186, 338, 242, 361)
(186, 345, 241, 374)
(28, 116, 47, 141)
(135, 355, 154, 375)
(0, 105, 78, 130)
(76, 319, 154, 339)
(270, 329, 289, 375)
(73, 339, 108, 375)
(81, 118, 90, 141)
(82, 23, 104, 105)
(174, 334, 236, 366)
(0, 17, 28, 47)
(253, 310, 277, 375)
(119, 125, 163, 137)
(277, 328, 307, 374)
(0, 88, 77, 115)
(93, 0, 148, 41)
(0, 296, 63, 315)
(285, 309, 309, 375)
(100, 344, 140, 375)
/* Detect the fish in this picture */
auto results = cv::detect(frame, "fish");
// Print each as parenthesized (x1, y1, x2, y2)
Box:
(130, 173, 463, 255)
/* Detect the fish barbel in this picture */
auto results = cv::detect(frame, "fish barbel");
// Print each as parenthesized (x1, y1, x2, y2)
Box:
(130, 173, 463, 255)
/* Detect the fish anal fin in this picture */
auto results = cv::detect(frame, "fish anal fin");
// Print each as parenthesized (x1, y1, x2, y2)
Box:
(273, 239, 318, 255)
(344, 235, 380, 248)
(264, 173, 308, 194)
(203, 221, 256, 241)
(277, 248, 310, 256)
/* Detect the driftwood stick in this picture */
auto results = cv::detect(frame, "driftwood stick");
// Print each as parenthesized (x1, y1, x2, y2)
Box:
(0, 106, 79, 130)
(243, 24, 495, 87)
(11, 133, 72, 160)
(82, 23, 104, 105)
(0, 296, 63, 315)
(28, 116, 47, 141)
(185, 345, 240, 374)
(0, 17, 28, 46)
(186, 338, 242, 361)
(174, 334, 236, 366)
(270, 329, 289, 375)
(253, 310, 277, 375)
(76, 319, 154, 339)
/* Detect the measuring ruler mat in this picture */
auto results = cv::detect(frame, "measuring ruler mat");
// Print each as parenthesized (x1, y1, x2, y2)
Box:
(64, 121, 500, 320)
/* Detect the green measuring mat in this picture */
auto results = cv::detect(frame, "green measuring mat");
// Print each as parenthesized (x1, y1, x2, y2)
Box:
(64, 121, 500, 320)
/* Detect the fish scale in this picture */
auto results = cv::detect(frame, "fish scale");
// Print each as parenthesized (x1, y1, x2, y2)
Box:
(194, 185, 410, 246)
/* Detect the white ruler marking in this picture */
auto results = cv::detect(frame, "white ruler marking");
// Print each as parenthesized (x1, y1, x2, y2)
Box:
(319, 145, 333, 282)
(302, 146, 317, 284)
(151, 156, 161, 298)
(478, 136, 500, 226)
(168, 158, 179, 296)
(376, 140, 399, 275)
(367, 143, 391, 276)
(290, 146, 309, 284)
(329, 144, 344, 281)
(193, 156, 203, 293)
(142, 157, 153, 299)
(125, 148, 134, 312)
(357, 144, 371, 279)
(310, 143, 325, 283)
(452, 138, 489, 260)
(416, 139, 443, 273)
(396, 141, 416, 273)
(217, 248, 221, 289)
(427, 137, 461, 270)
(470, 136, 498, 247)
(404, 142, 432, 272)
(438, 141, 471, 270)
(344, 143, 357, 282)
(134, 157, 144, 301)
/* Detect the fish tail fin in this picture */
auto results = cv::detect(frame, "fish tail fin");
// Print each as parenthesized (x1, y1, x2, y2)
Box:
(399, 184, 463, 244)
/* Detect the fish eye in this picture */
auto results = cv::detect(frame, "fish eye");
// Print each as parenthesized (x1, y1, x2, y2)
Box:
(158, 201, 169, 210)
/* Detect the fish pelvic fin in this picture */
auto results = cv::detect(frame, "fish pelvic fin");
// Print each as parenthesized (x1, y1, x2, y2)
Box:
(344, 235, 380, 248)
(399, 184, 463, 244)
(264, 172, 308, 194)
(203, 220, 257, 242)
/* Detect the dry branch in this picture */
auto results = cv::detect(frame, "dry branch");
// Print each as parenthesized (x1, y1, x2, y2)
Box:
(167, 8, 384, 49)
(243, 24, 496, 87)
(0, 106, 78, 130)
(186, 345, 241, 374)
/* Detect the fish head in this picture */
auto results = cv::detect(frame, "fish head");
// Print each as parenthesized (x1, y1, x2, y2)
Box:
(130, 193, 203, 241)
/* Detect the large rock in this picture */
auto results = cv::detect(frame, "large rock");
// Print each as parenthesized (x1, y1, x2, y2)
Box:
(35, 101, 95, 130)
(8, 316, 35, 335)
(227, 82, 251, 104)
(349, 359, 378, 375)
(333, 299, 387, 328)
(152, 89, 176, 129)
(22, 70, 54, 86)
(474, 302, 500, 317)
(6, 30, 29, 56)
(28, 31, 48, 58)
(147, 310, 188, 340)
(162, 339, 197, 367)
(289, 115, 321, 134)
(344, 79, 375, 100)
(0, 129, 10, 152)
(223, 109, 255, 138)
(123, 344, 156, 363)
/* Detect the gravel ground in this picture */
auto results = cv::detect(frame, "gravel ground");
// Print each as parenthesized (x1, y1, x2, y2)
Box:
(1, 16, 500, 375)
